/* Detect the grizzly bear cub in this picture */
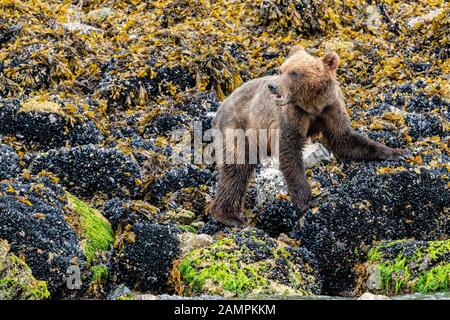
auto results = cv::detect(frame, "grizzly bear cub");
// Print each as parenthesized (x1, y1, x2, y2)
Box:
(210, 45, 410, 227)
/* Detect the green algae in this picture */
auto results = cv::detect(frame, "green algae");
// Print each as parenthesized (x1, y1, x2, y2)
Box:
(367, 239, 450, 295)
(175, 229, 320, 297)
(66, 193, 114, 264)
(91, 264, 108, 284)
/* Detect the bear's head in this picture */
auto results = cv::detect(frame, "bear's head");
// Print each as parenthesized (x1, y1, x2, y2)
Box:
(268, 45, 340, 112)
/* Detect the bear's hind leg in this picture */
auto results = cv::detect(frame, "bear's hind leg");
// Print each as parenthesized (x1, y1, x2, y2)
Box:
(209, 164, 255, 227)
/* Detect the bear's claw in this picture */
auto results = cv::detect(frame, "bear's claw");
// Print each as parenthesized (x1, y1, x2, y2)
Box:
(388, 148, 412, 161)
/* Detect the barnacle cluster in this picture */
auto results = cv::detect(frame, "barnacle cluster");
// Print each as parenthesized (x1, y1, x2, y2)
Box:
(0, 0, 449, 299)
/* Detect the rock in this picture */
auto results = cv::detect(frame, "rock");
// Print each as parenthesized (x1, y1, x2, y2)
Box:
(65, 194, 114, 264)
(173, 92, 220, 132)
(365, 264, 382, 291)
(148, 165, 214, 204)
(297, 164, 450, 295)
(29, 145, 141, 198)
(303, 142, 332, 169)
(97, 58, 195, 108)
(254, 161, 287, 206)
(365, 5, 383, 33)
(324, 39, 354, 51)
(357, 292, 391, 300)
(0, 177, 85, 294)
(107, 284, 132, 300)
(407, 9, 443, 29)
(166, 208, 196, 225)
(178, 232, 214, 258)
(142, 112, 187, 137)
(405, 112, 445, 141)
(0, 240, 50, 300)
(253, 143, 330, 208)
(164, 187, 211, 218)
(259, 0, 323, 35)
(86, 8, 114, 22)
(0, 19, 21, 45)
(0, 98, 103, 150)
(361, 239, 450, 295)
(110, 222, 180, 293)
(133, 293, 222, 300)
(63, 22, 104, 34)
(0, 99, 20, 134)
(0, 144, 20, 180)
(174, 228, 321, 297)
(199, 218, 232, 236)
(103, 198, 158, 231)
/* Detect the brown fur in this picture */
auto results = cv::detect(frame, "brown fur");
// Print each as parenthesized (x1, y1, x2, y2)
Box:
(210, 46, 410, 227)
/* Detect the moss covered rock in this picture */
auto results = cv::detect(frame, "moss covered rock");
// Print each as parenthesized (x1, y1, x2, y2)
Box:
(297, 164, 450, 295)
(0, 240, 50, 300)
(361, 239, 450, 295)
(175, 228, 321, 297)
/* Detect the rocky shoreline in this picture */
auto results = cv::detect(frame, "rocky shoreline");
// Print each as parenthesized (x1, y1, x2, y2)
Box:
(0, 0, 449, 300)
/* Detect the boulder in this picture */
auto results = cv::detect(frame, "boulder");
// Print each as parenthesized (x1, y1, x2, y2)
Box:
(29, 145, 141, 198)
(110, 222, 180, 293)
(0, 98, 103, 150)
(0, 177, 85, 295)
(174, 228, 322, 297)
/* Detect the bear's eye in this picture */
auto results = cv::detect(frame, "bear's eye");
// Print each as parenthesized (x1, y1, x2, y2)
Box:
(290, 71, 302, 78)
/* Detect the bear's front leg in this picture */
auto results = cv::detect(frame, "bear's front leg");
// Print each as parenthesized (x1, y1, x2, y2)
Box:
(209, 163, 256, 227)
(319, 100, 411, 162)
(279, 123, 313, 212)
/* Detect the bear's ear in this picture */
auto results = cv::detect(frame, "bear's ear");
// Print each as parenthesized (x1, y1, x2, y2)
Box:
(288, 45, 304, 57)
(322, 52, 340, 70)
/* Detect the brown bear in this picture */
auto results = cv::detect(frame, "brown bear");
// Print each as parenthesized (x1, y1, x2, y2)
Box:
(209, 45, 410, 227)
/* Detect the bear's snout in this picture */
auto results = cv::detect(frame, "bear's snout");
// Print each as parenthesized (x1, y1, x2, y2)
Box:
(268, 83, 278, 94)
